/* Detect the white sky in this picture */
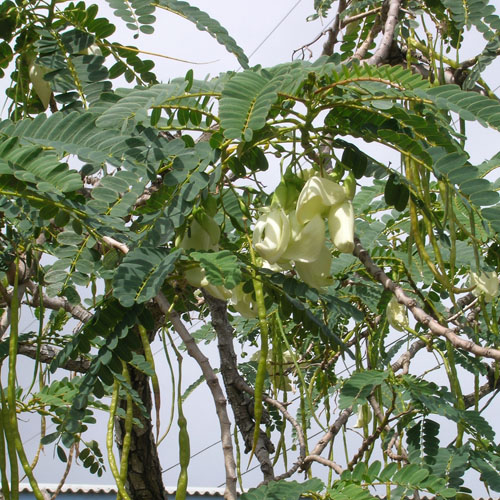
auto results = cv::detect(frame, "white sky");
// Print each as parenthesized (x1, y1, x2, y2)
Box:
(3, 0, 500, 495)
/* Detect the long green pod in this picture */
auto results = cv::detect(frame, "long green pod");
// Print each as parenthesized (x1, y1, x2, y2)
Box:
(119, 363, 133, 485)
(107, 380, 131, 500)
(157, 330, 176, 445)
(247, 236, 269, 458)
(138, 324, 161, 441)
(7, 258, 45, 500)
(175, 356, 190, 500)
(0, 386, 13, 500)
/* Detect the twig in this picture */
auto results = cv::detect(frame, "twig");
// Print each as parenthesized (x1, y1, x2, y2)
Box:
(353, 238, 500, 361)
(322, 0, 347, 56)
(306, 408, 353, 460)
(302, 454, 343, 474)
(16, 344, 90, 373)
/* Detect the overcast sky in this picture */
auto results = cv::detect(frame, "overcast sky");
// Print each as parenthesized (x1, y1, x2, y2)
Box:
(4, 0, 500, 495)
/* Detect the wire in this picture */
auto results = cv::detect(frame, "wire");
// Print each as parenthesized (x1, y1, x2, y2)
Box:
(239, 0, 305, 68)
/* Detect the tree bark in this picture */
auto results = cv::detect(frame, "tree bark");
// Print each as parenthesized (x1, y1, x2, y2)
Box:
(115, 363, 167, 500)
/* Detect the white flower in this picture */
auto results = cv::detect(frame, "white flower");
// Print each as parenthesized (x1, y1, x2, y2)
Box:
(184, 265, 209, 287)
(229, 284, 258, 318)
(296, 176, 346, 225)
(470, 270, 499, 302)
(353, 405, 372, 428)
(295, 245, 333, 289)
(29, 63, 51, 110)
(179, 215, 220, 251)
(253, 208, 290, 264)
(328, 200, 355, 254)
(386, 296, 409, 332)
(281, 212, 325, 263)
(184, 264, 231, 300)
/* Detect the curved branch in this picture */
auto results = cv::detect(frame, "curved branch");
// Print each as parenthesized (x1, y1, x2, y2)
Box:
(155, 292, 237, 500)
(302, 454, 343, 474)
(353, 238, 500, 361)
(367, 0, 401, 65)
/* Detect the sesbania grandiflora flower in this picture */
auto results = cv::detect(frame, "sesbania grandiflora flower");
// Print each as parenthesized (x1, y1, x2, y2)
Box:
(253, 207, 290, 264)
(29, 62, 51, 110)
(470, 270, 499, 302)
(281, 211, 325, 263)
(328, 200, 355, 254)
(386, 296, 409, 332)
(296, 175, 346, 224)
(178, 214, 220, 251)
(229, 284, 258, 318)
(295, 244, 333, 289)
(185, 264, 231, 300)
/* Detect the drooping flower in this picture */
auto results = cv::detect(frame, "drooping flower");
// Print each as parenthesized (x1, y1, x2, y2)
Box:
(253, 207, 290, 264)
(328, 200, 355, 254)
(295, 244, 333, 289)
(229, 284, 258, 318)
(470, 270, 499, 302)
(184, 263, 231, 300)
(296, 175, 346, 224)
(29, 62, 52, 110)
(353, 404, 372, 428)
(281, 211, 325, 263)
(386, 296, 409, 332)
(178, 215, 220, 251)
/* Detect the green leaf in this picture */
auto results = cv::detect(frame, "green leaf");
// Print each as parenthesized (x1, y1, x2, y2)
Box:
(339, 370, 389, 410)
(156, 0, 248, 68)
(220, 71, 280, 140)
(113, 247, 181, 307)
(240, 479, 323, 500)
(191, 250, 242, 289)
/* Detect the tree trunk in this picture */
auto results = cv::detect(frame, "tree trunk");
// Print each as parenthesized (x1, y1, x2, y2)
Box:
(115, 364, 167, 500)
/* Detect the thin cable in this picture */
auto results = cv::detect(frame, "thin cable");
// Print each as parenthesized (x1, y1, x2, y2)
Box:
(162, 439, 221, 473)
(240, 0, 305, 68)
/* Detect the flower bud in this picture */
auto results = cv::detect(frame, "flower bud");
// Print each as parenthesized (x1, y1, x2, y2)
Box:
(28, 62, 51, 110)
(281, 212, 325, 263)
(295, 244, 333, 289)
(296, 176, 346, 224)
(253, 207, 290, 264)
(353, 404, 372, 428)
(470, 270, 499, 302)
(343, 172, 356, 200)
(386, 296, 409, 332)
(328, 200, 355, 254)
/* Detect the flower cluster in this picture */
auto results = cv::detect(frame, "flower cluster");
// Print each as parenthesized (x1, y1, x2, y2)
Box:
(252, 173, 356, 289)
(178, 213, 258, 318)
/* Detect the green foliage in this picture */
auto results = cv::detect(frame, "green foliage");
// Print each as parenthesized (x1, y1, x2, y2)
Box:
(1, 0, 500, 496)
(240, 478, 323, 500)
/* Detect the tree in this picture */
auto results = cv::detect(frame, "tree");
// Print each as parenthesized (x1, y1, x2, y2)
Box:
(1, 0, 500, 498)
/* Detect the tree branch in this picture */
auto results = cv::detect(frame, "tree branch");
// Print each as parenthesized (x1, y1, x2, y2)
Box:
(353, 238, 500, 361)
(204, 293, 275, 481)
(155, 292, 238, 500)
(16, 344, 90, 373)
(367, 0, 401, 65)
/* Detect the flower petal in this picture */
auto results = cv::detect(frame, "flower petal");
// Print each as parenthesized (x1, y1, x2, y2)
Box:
(281, 213, 325, 263)
(296, 176, 346, 224)
(328, 200, 355, 254)
(253, 208, 290, 264)
(295, 245, 333, 289)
